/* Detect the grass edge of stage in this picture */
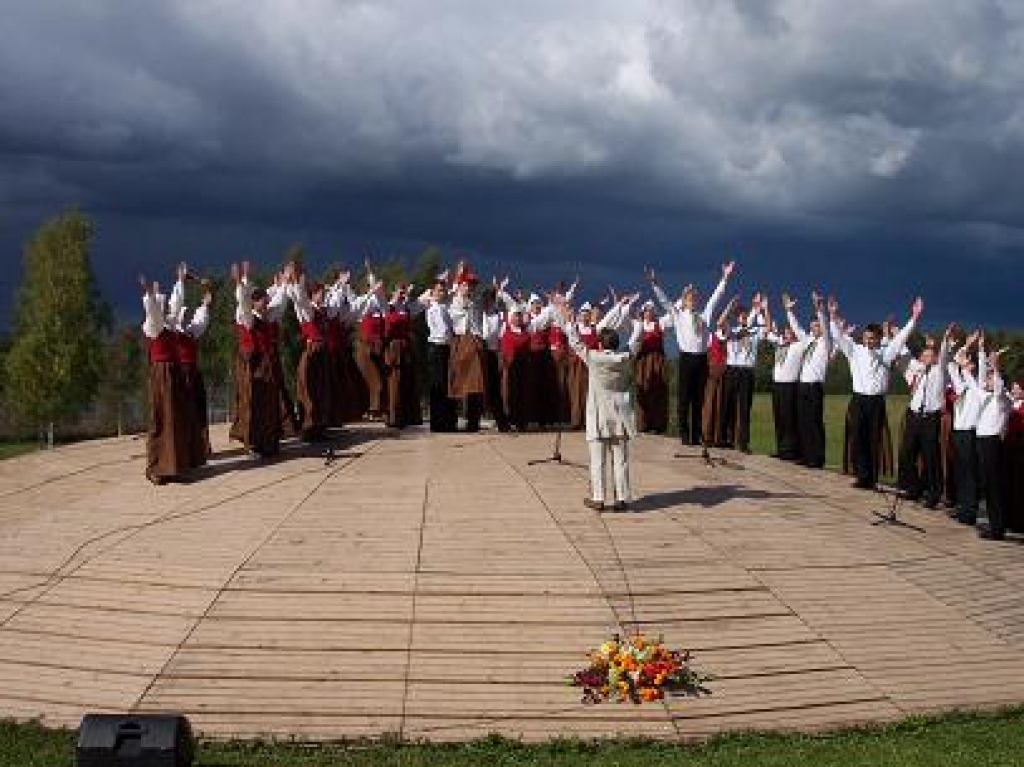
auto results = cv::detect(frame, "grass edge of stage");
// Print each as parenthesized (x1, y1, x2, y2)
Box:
(4, 705, 1024, 767)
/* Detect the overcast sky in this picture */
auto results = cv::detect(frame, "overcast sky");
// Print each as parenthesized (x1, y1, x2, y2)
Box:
(1, 0, 1021, 329)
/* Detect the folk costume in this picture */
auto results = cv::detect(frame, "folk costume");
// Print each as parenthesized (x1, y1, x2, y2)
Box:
(167, 276, 212, 468)
(142, 288, 189, 484)
(634, 302, 671, 434)
(230, 280, 283, 458)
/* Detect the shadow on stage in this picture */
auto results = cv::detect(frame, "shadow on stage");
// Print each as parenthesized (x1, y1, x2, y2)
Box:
(180, 427, 388, 482)
(630, 484, 808, 513)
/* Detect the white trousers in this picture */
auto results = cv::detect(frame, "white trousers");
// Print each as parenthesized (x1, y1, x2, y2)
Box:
(588, 438, 631, 504)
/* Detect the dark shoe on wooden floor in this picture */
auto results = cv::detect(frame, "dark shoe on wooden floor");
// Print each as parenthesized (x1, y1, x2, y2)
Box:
(583, 498, 605, 512)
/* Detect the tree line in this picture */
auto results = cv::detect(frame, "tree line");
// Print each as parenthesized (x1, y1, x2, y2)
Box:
(1, 209, 1022, 445)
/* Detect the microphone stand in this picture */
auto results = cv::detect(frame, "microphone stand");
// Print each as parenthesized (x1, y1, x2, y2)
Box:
(528, 426, 587, 469)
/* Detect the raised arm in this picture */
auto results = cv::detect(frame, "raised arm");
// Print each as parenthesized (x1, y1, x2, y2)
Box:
(828, 296, 854, 358)
(701, 260, 734, 324)
(141, 279, 165, 340)
(882, 298, 923, 365)
(783, 293, 807, 340)
(186, 286, 213, 339)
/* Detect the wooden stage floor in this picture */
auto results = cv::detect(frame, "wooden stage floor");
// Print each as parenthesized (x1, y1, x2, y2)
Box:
(1, 424, 1023, 742)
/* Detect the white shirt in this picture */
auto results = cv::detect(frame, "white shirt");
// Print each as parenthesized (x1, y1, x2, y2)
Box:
(449, 292, 484, 337)
(725, 311, 764, 368)
(141, 292, 168, 340)
(786, 309, 832, 384)
(482, 312, 502, 352)
(425, 301, 452, 345)
(765, 332, 802, 383)
(905, 345, 949, 415)
(653, 279, 727, 354)
(831, 317, 916, 396)
(948, 363, 983, 430)
(973, 352, 1011, 438)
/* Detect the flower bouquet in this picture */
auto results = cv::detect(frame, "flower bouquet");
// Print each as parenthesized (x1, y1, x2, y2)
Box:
(568, 633, 711, 704)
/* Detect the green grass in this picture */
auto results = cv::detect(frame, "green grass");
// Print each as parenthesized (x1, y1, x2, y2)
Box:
(0, 443, 36, 461)
(4, 707, 1024, 766)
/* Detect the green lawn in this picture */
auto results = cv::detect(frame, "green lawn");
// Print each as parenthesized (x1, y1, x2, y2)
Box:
(0, 443, 36, 461)
(4, 707, 1024, 767)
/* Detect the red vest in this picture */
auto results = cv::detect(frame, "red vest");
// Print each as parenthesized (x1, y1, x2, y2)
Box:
(173, 332, 198, 365)
(549, 325, 567, 351)
(1009, 401, 1024, 440)
(528, 317, 548, 352)
(708, 333, 726, 367)
(385, 308, 411, 341)
(577, 324, 599, 351)
(237, 318, 272, 355)
(501, 324, 532, 362)
(300, 308, 325, 344)
(641, 323, 664, 354)
(147, 330, 177, 363)
(359, 312, 385, 342)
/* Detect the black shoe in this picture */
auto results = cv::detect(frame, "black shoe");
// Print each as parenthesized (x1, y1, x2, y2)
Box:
(738, 446, 752, 455)
(977, 525, 1005, 541)
(955, 513, 977, 526)
(612, 501, 628, 512)
(922, 498, 939, 510)
(583, 498, 605, 512)
(853, 479, 873, 490)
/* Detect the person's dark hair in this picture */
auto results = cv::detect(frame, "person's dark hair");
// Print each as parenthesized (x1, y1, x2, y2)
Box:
(481, 286, 497, 303)
(864, 322, 883, 336)
(433, 278, 446, 289)
(598, 328, 620, 351)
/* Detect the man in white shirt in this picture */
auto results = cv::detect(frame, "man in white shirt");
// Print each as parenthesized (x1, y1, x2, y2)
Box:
(721, 294, 765, 453)
(971, 342, 1012, 540)
(787, 293, 832, 469)
(831, 296, 922, 489)
(647, 261, 735, 446)
(897, 327, 952, 508)
(447, 265, 489, 432)
(764, 298, 803, 461)
(420, 277, 457, 432)
(947, 332, 984, 524)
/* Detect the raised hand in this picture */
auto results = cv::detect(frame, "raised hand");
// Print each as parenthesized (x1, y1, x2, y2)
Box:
(911, 297, 924, 319)
(812, 292, 825, 312)
(827, 295, 839, 317)
(644, 266, 656, 284)
(722, 260, 736, 280)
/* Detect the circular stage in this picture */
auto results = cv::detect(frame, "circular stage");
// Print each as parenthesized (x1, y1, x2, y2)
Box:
(1, 425, 1023, 741)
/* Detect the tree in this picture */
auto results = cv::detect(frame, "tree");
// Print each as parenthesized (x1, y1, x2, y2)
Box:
(4, 209, 106, 446)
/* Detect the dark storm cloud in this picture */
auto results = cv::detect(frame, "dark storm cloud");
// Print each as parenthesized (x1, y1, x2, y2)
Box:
(1, 0, 1022, 328)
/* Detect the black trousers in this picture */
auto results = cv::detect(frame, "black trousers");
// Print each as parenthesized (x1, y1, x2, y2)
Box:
(977, 435, 1005, 535)
(722, 366, 755, 450)
(797, 382, 825, 468)
(850, 393, 886, 487)
(898, 410, 942, 503)
(951, 428, 978, 520)
(483, 349, 509, 431)
(677, 352, 708, 445)
(427, 343, 457, 432)
(772, 381, 800, 459)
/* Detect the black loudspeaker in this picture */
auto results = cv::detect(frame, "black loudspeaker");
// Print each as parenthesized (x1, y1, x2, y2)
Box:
(76, 714, 194, 767)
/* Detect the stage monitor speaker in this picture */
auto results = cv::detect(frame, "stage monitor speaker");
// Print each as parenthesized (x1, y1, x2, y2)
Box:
(76, 713, 193, 767)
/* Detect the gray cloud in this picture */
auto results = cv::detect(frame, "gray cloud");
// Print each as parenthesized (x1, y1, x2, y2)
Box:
(0, 0, 1022, 326)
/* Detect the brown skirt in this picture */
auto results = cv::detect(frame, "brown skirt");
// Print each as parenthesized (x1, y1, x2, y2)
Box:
(147, 361, 190, 481)
(448, 334, 486, 398)
(384, 338, 422, 428)
(502, 353, 529, 430)
(635, 349, 668, 433)
(232, 350, 283, 456)
(842, 399, 894, 477)
(568, 355, 588, 431)
(296, 341, 330, 436)
(179, 363, 210, 469)
(330, 344, 368, 424)
(356, 338, 386, 415)
(702, 361, 727, 446)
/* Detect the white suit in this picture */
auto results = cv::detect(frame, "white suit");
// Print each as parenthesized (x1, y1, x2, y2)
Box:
(560, 308, 642, 505)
